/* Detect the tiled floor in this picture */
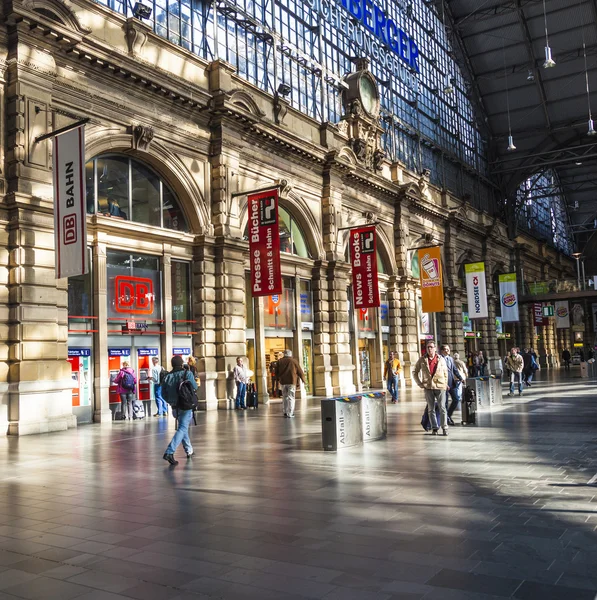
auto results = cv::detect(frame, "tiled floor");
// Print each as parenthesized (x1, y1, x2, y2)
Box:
(0, 371, 596, 600)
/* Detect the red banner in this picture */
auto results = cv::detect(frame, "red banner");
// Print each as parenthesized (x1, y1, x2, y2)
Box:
(533, 302, 544, 326)
(248, 189, 282, 297)
(350, 226, 380, 309)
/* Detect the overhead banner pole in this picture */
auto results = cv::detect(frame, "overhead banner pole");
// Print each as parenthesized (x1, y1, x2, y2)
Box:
(51, 122, 89, 279)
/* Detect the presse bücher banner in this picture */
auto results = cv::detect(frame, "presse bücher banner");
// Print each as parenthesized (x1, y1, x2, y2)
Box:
(350, 225, 380, 309)
(248, 188, 282, 297)
(465, 262, 488, 319)
(419, 246, 444, 313)
(498, 273, 519, 322)
(53, 125, 88, 279)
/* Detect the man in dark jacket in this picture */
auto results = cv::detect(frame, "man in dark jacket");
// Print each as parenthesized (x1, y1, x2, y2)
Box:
(162, 355, 198, 466)
(441, 345, 464, 420)
(562, 349, 571, 370)
(276, 349, 305, 418)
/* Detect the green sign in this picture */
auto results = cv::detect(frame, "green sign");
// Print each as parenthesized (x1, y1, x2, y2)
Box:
(543, 305, 554, 317)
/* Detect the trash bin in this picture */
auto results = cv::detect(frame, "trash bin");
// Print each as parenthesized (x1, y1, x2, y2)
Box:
(359, 392, 387, 442)
(580, 362, 589, 378)
(487, 377, 503, 406)
(321, 396, 363, 451)
(470, 377, 489, 409)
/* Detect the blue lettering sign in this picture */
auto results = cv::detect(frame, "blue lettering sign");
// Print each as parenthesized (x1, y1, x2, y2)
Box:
(68, 348, 91, 357)
(137, 348, 159, 356)
(108, 348, 131, 357)
(172, 348, 192, 355)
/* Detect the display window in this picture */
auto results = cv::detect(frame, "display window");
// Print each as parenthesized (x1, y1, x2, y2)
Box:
(263, 277, 295, 330)
(299, 280, 313, 330)
(172, 260, 195, 335)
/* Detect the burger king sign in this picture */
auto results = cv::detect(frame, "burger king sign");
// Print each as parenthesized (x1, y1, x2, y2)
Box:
(498, 273, 519, 322)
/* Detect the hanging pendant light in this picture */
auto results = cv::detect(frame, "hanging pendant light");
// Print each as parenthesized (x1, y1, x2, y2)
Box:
(542, 0, 556, 68)
(503, 43, 516, 152)
(579, 1, 596, 136)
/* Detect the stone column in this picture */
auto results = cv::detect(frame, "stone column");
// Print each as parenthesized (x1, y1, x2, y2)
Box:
(293, 275, 305, 399)
(485, 293, 499, 374)
(161, 250, 173, 364)
(328, 261, 356, 395)
(397, 279, 419, 385)
(312, 261, 333, 396)
(92, 241, 112, 424)
(545, 319, 555, 368)
(193, 236, 218, 410)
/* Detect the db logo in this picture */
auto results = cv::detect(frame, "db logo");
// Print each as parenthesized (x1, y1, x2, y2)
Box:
(63, 215, 77, 245)
(114, 276, 154, 315)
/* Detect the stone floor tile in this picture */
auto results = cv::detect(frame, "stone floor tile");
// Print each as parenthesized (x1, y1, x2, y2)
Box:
(513, 580, 596, 599)
(3, 575, 90, 600)
(426, 568, 522, 597)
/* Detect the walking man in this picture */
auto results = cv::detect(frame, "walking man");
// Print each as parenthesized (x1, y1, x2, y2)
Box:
(441, 345, 464, 420)
(162, 355, 198, 466)
(233, 357, 248, 410)
(562, 348, 571, 371)
(276, 349, 305, 418)
(505, 347, 524, 396)
(383, 351, 402, 403)
(151, 356, 168, 417)
(414, 342, 449, 436)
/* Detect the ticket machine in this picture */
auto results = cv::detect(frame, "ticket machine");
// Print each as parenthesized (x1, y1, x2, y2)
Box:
(137, 348, 158, 415)
(68, 348, 92, 419)
(108, 347, 131, 413)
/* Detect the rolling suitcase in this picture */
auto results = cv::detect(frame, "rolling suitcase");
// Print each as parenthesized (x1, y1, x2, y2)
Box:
(132, 398, 145, 420)
(246, 382, 258, 409)
(461, 386, 477, 425)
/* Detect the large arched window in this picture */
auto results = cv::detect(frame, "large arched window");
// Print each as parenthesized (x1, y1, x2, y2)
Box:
(243, 205, 312, 258)
(85, 155, 189, 232)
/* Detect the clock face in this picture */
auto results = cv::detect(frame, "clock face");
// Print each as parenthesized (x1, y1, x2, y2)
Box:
(359, 76, 378, 116)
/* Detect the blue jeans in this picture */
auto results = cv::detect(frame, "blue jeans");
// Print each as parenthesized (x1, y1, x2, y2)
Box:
(386, 375, 400, 401)
(154, 385, 168, 415)
(510, 372, 523, 394)
(235, 382, 246, 408)
(165, 409, 193, 455)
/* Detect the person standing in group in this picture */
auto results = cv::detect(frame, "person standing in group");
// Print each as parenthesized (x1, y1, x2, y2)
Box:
(233, 357, 248, 410)
(562, 348, 571, 370)
(150, 356, 168, 417)
(383, 351, 402, 403)
(277, 349, 305, 418)
(114, 361, 136, 420)
(441, 345, 464, 420)
(453, 353, 468, 383)
(521, 348, 539, 387)
(162, 355, 198, 466)
(414, 342, 449, 436)
(269, 353, 281, 398)
(505, 347, 524, 396)
(478, 350, 487, 376)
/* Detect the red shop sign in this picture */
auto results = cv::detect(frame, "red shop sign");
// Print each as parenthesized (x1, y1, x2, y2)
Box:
(114, 276, 155, 315)
(533, 302, 544, 326)
(350, 226, 380, 309)
(248, 189, 282, 297)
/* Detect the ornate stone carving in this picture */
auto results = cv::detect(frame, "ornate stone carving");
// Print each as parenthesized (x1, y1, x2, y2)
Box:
(124, 18, 151, 56)
(339, 98, 385, 172)
(132, 125, 154, 151)
(273, 95, 289, 125)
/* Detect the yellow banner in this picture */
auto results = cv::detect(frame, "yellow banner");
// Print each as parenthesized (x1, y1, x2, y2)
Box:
(419, 246, 445, 313)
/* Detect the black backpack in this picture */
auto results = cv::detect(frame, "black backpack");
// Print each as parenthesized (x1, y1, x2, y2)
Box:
(177, 375, 198, 411)
(121, 370, 135, 391)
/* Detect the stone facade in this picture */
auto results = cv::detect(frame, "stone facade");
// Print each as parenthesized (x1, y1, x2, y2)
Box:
(0, 0, 578, 435)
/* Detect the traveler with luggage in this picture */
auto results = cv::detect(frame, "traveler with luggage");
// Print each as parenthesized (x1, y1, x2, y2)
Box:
(151, 357, 168, 417)
(441, 345, 464, 420)
(233, 357, 248, 410)
(383, 351, 402, 403)
(114, 361, 137, 420)
(505, 347, 524, 396)
(413, 342, 449, 436)
(277, 349, 305, 418)
(162, 355, 198, 466)
(562, 348, 571, 371)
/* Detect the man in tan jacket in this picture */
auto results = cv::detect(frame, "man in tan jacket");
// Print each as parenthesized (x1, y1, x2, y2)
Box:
(413, 341, 450, 436)
(276, 349, 305, 418)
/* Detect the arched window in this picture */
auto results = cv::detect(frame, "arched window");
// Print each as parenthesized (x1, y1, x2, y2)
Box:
(244, 205, 311, 258)
(344, 245, 387, 273)
(85, 155, 188, 232)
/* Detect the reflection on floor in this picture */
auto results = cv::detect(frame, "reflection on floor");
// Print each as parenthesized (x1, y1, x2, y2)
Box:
(0, 371, 596, 600)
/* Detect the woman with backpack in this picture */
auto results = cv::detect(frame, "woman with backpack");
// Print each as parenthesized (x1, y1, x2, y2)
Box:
(114, 361, 137, 420)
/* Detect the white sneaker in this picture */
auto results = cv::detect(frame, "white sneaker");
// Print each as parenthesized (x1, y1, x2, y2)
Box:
(288, 414, 295, 418)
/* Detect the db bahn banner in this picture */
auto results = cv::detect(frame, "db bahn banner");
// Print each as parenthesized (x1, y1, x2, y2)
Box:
(554, 300, 570, 329)
(349, 225, 380, 309)
(53, 126, 88, 279)
(419, 246, 444, 313)
(465, 262, 488, 319)
(248, 189, 282, 297)
(498, 273, 519, 322)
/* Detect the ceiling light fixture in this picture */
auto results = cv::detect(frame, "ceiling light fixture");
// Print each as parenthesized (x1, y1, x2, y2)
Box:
(542, 0, 556, 68)
(579, 0, 597, 136)
(503, 43, 516, 152)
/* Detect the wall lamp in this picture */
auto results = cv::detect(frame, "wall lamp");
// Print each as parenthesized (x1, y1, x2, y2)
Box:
(132, 2, 152, 20)
(277, 83, 292, 98)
